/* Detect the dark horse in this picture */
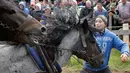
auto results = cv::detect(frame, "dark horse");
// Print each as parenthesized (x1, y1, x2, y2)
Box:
(0, 0, 48, 73)
(39, 5, 104, 73)
(0, 0, 104, 73)
(0, 0, 46, 44)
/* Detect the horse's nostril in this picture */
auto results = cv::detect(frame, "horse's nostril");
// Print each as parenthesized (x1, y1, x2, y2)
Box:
(41, 26, 46, 33)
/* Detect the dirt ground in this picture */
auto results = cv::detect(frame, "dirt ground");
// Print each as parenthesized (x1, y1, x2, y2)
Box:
(62, 67, 130, 73)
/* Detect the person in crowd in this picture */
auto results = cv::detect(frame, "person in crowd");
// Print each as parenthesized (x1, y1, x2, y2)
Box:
(30, 3, 42, 21)
(79, 1, 93, 18)
(78, 0, 86, 6)
(108, 3, 119, 30)
(18, 1, 30, 14)
(116, 0, 130, 25)
(40, 6, 52, 25)
(80, 15, 130, 73)
(29, 1, 36, 14)
(94, 3, 108, 17)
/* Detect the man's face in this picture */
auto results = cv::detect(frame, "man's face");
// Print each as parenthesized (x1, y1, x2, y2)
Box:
(86, 2, 91, 8)
(121, 0, 127, 4)
(97, 4, 102, 10)
(95, 18, 106, 30)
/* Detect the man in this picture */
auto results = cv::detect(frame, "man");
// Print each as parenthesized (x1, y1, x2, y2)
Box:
(108, 3, 119, 30)
(116, 0, 130, 24)
(79, 1, 93, 18)
(80, 15, 130, 73)
(94, 3, 108, 17)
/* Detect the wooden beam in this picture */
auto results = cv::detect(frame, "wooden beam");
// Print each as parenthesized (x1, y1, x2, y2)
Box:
(123, 23, 129, 46)
(111, 30, 130, 35)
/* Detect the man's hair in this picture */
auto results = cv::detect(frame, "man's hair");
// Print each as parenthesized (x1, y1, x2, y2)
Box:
(97, 15, 107, 25)
(97, 2, 102, 6)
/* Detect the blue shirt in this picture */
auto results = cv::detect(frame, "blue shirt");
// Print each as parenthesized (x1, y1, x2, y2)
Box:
(83, 29, 130, 71)
(94, 9, 108, 17)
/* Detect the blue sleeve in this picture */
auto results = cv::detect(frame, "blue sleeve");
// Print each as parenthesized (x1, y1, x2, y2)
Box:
(24, 8, 30, 15)
(113, 34, 130, 56)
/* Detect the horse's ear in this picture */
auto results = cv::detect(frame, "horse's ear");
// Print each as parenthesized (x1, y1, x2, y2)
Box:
(83, 19, 89, 26)
(81, 19, 89, 31)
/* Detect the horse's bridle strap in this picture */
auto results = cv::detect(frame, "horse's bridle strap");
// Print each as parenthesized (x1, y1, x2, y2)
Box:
(17, 15, 33, 32)
(92, 53, 104, 60)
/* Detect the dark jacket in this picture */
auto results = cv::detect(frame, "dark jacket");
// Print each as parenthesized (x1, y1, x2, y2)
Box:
(79, 7, 93, 19)
(30, 10, 42, 21)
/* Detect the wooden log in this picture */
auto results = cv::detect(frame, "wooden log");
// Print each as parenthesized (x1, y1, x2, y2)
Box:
(111, 30, 130, 35)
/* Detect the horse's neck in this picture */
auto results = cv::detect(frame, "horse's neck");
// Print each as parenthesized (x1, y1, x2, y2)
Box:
(56, 28, 80, 66)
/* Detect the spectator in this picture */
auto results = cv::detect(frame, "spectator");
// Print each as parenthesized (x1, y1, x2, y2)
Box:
(94, 3, 108, 17)
(29, 1, 36, 14)
(18, 1, 30, 14)
(30, 3, 42, 21)
(79, 1, 93, 18)
(78, 0, 86, 6)
(106, 0, 118, 11)
(116, 0, 130, 25)
(108, 3, 119, 30)
(41, 6, 52, 25)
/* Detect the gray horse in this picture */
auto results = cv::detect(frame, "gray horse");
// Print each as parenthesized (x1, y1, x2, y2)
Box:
(0, 0, 103, 73)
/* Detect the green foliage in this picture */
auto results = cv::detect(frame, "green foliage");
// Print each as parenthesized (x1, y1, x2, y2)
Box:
(66, 55, 83, 70)
(109, 49, 130, 71)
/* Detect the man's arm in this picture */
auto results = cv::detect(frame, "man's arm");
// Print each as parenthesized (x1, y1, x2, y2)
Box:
(113, 34, 130, 62)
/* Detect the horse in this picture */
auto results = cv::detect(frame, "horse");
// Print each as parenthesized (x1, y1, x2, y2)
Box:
(0, 0, 46, 44)
(0, 0, 104, 73)
(0, 0, 47, 73)
(39, 3, 104, 73)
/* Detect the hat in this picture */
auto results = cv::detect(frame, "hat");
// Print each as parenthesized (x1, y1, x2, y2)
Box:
(97, 15, 107, 25)
(44, 6, 51, 11)
(110, 3, 116, 8)
(36, 3, 41, 10)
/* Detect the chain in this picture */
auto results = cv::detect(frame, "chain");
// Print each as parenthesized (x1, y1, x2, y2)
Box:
(0, 21, 21, 35)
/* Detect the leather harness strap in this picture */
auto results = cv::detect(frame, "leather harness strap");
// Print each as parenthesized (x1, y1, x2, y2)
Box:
(17, 15, 33, 32)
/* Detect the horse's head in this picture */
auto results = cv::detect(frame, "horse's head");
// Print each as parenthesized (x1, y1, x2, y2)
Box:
(52, 6, 104, 68)
(0, 0, 46, 44)
(72, 19, 104, 68)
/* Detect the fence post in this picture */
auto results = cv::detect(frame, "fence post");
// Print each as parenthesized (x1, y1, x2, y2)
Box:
(108, 15, 112, 30)
(123, 23, 129, 46)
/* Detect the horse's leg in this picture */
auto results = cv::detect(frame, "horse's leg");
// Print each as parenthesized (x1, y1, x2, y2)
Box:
(56, 28, 80, 66)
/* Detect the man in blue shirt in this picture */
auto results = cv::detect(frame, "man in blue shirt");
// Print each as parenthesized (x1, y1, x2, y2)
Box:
(81, 15, 130, 73)
(94, 3, 108, 17)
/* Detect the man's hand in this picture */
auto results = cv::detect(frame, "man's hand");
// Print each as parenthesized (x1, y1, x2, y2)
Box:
(109, 12, 114, 16)
(120, 53, 129, 63)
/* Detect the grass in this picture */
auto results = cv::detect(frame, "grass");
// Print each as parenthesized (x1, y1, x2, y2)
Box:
(109, 49, 130, 71)
(62, 49, 130, 73)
